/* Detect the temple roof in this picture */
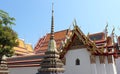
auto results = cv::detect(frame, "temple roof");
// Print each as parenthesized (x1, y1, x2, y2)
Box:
(25, 44, 34, 52)
(7, 54, 44, 68)
(34, 26, 119, 56)
(7, 26, 120, 68)
(34, 29, 71, 54)
(60, 24, 119, 59)
(13, 39, 34, 56)
(7, 21, 120, 68)
(89, 32, 105, 42)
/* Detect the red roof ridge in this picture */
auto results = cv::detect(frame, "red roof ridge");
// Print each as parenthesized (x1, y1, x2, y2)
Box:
(7, 53, 44, 59)
(95, 39, 106, 44)
(7, 59, 42, 63)
(8, 64, 40, 68)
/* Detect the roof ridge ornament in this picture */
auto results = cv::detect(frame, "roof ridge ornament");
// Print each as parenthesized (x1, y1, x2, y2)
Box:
(105, 22, 108, 33)
(73, 18, 77, 27)
(74, 18, 77, 26)
(112, 26, 115, 35)
(104, 22, 108, 39)
(110, 26, 115, 44)
(87, 32, 90, 38)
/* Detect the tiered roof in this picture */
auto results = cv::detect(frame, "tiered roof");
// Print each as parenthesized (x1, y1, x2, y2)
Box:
(88, 31, 118, 56)
(59, 24, 120, 63)
(7, 54, 44, 68)
(13, 39, 34, 56)
(34, 29, 71, 54)
(7, 25, 120, 68)
(34, 27, 118, 58)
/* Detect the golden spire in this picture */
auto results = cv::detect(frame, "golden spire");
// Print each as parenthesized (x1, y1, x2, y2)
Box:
(50, 3, 54, 40)
(37, 3, 64, 73)
(48, 3, 57, 52)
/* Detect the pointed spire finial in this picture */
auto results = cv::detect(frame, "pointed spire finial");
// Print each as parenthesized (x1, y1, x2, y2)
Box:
(105, 21, 108, 29)
(74, 18, 77, 26)
(87, 32, 90, 38)
(112, 26, 115, 35)
(73, 18, 77, 27)
(52, 3, 54, 13)
(50, 3, 54, 40)
(104, 22, 108, 36)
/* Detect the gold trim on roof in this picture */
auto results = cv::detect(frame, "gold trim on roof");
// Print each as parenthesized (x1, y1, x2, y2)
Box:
(60, 20, 104, 58)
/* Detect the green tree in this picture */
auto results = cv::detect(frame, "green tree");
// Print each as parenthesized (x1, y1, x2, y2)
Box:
(0, 10, 18, 62)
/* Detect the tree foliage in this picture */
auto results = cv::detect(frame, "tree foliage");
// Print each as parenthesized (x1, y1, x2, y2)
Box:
(0, 10, 15, 25)
(0, 10, 18, 60)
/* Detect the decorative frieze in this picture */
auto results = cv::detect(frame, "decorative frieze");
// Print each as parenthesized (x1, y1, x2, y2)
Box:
(70, 45, 86, 50)
(70, 36, 84, 46)
(107, 55, 113, 63)
(90, 55, 96, 64)
(69, 36, 86, 50)
(99, 56, 105, 64)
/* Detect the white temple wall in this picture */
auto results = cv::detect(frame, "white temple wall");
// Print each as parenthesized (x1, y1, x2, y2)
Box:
(96, 56, 106, 74)
(64, 48, 92, 74)
(105, 55, 117, 74)
(90, 64, 97, 74)
(105, 56, 110, 74)
(8, 67, 39, 74)
(115, 57, 120, 74)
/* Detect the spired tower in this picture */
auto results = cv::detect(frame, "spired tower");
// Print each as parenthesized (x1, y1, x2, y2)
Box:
(37, 3, 64, 74)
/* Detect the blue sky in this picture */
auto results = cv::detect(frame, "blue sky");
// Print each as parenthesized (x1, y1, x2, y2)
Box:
(0, 0, 120, 48)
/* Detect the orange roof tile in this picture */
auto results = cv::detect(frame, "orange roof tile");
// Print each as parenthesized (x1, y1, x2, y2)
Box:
(34, 28, 117, 56)
(34, 29, 71, 53)
(89, 32, 105, 41)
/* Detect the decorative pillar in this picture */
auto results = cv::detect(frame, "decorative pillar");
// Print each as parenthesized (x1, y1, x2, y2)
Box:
(105, 55, 117, 74)
(96, 56, 106, 74)
(90, 55, 97, 74)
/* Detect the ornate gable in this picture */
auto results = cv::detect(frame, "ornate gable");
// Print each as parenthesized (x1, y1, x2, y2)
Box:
(69, 35, 84, 50)
(60, 22, 104, 59)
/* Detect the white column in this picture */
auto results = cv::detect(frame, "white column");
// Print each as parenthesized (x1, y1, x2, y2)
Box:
(105, 56, 109, 74)
(90, 55, 97, 74)
(116, 58, 120, 74)
(106, 55, 117, 74)
(91, 64, 97, 74)
(96, 56, 106, 74)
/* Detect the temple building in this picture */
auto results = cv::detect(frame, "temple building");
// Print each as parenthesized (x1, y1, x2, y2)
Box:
(6, 4, 120, 74)
(61, 24, 117, 74)
(34, 29, 71, 54)
(7, 26, 120, 74)
(37, 5, 64, 73)
(13, 39, 34, 56)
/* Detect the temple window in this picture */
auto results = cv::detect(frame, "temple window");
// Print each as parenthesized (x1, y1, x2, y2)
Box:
(76, 58, 80, 65)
